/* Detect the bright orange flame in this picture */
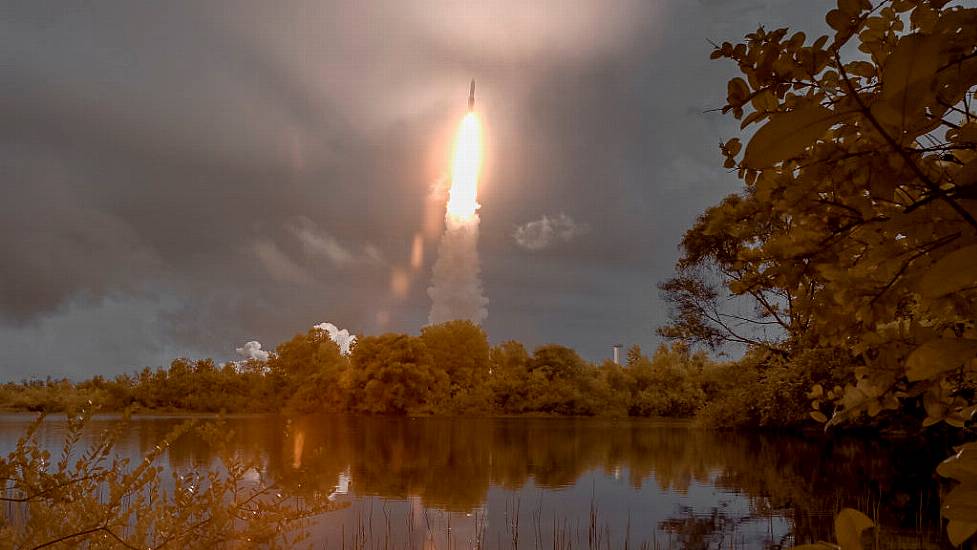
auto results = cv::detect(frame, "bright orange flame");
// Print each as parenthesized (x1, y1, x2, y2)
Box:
(446, 112, 483, 222)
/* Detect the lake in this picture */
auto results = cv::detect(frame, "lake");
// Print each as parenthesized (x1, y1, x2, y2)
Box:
(0, 414, 951, 549)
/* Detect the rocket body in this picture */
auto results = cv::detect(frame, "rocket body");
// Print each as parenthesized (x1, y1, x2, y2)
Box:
(468, 79, 475, 111)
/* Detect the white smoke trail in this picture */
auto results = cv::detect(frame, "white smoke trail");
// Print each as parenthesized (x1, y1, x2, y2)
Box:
(427, 213, 488, 324)
(427, 111, 487, 325)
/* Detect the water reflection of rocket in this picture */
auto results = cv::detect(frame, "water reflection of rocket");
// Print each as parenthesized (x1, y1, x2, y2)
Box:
(468, 79, 475, 111)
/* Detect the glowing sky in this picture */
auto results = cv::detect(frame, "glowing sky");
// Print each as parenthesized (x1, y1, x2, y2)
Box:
(0, 0, 827, 378)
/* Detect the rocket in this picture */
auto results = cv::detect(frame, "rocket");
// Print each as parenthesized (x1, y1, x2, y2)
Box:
(468, 79, 475, 111)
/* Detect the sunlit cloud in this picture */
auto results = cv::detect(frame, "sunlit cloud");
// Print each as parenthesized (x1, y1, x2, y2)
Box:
(285, 216, 385, 269)
(286, 217, 346, 265)
(253, 239, 314, 285)
(513, 213, 590, 251)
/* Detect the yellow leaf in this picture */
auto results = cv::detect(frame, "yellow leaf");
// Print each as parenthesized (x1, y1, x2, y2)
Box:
(892, 0, 912, 12)
(918, 245, 977, 299)
(943, 486, 977, 522)
(950, 124, 977, 144)
(838, 0, 861, 16)
(726, 138, 742, 156)
(751, 89, 779, 112)
(938, 446, 977, 484)
(906, 339, 977, 382)
(910, 4, 938, 32)
(810, 411, 829, 423)
(826, 9, 851, 31)
(923, 387, 949, 420)
(947, 520, 977, 547)
(874, 34, 940, 127)
(846, 61, 875, 79)
(954, 159, 977, 187)
(728, 77, 750, 105)
(834, 508, 873, 550)
(740, 110, 767, 129)
(742, 105, 842, 169)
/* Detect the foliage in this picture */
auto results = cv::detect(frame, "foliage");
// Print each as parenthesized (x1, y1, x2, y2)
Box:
(697, 348, 855, 429)
(1, 327, 732, 422)
(487, 340, 532, 413)
(626, 343, 707, 418)
(420, 320, 492, 413)
(937, 440, 977, 546)
(269, 328, 349, 414)
(0, 409, 336, 549)
(346, 333, 449, 415)
(793, 508, 875, 550)
(0, 378, 104, 413)
(662, 0, 977, 545)
(522, 345, 592, 415)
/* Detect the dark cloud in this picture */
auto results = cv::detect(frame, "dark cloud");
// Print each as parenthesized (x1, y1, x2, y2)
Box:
(0, 0, 828, 378)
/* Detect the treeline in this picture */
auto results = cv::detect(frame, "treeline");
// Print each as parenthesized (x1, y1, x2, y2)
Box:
(2, 322, 941, 430)
(1, 320, 804, 423)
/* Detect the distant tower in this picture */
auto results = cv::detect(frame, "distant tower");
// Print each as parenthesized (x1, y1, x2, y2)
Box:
(612, 344, 623, 365)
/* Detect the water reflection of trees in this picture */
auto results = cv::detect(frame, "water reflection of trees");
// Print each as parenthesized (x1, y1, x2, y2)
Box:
(157, 416, 943, 544)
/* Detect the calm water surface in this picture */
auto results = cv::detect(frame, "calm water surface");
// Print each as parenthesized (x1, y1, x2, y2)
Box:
(0, 414, 950, 549)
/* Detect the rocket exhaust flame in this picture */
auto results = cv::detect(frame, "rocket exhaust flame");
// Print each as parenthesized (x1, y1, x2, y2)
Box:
(428, 84, 488, 325)
(445, 112, 482, 223)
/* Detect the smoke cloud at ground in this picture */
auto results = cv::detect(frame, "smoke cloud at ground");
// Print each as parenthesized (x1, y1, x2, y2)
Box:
(313, 322, 357, 355)
(236, 340, 270, 362)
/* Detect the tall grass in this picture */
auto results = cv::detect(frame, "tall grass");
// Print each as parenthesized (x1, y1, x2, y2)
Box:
(329, 496, 764, 550)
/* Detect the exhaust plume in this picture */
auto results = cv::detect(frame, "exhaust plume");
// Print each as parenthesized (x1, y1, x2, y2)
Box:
(236, 340, 270, 362)
(428, 111, 488, 324)
(313, 322, 357, 355)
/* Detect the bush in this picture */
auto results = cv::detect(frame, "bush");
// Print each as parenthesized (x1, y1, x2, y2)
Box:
(0, 410, 338, 548)
(696, 349, 855, 429)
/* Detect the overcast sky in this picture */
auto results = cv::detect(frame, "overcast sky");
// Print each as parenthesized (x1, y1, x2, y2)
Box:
(1, 0, 829, 379)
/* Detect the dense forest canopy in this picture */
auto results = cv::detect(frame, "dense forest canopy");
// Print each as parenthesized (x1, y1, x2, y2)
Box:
(1, 321, 732, 421)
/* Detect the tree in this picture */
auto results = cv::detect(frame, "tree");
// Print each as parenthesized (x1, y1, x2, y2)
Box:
(488, 340, 532, 412)
(658, 196, 808, 354)
(524, 345, 592, 415)
(420, 320, 492, 412)
(625, 344, 645, 368)
(269, 329, 349, 413)
(669, 0, 977, 543)
(346, 334, 448, 415)
(628, 344, 706, 418)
